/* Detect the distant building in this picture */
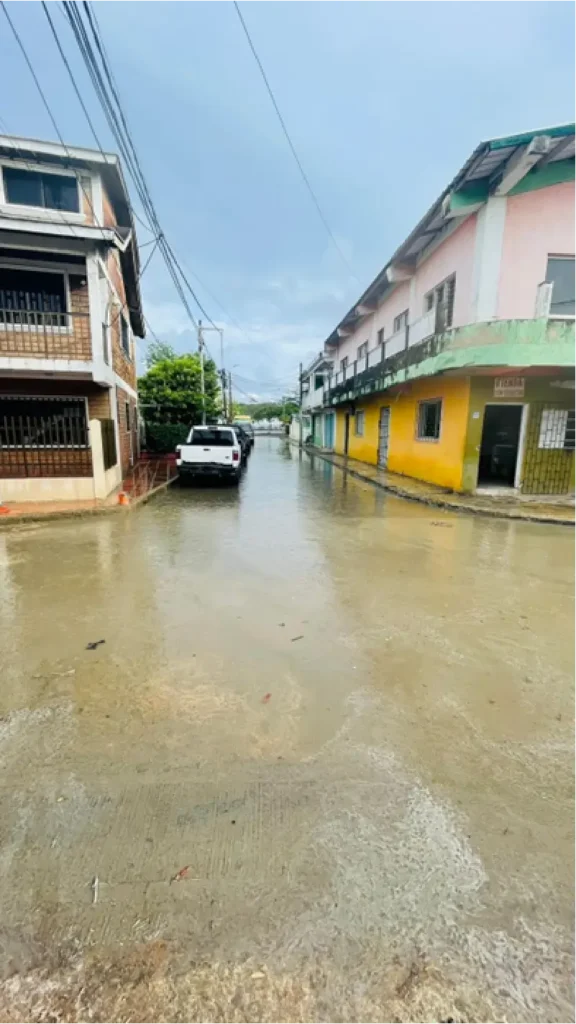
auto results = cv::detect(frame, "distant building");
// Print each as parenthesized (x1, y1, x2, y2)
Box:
(0, 135, 145, 502)
(298, 123, 575, 495)
(291, 353, 334, 448)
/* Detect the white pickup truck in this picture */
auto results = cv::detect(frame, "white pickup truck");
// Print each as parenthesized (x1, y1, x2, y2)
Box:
(176, 425, 242, 484)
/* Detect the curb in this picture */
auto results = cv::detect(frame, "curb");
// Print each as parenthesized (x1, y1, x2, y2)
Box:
(300, 446, 574, 527)
(0, 477, 175, 530)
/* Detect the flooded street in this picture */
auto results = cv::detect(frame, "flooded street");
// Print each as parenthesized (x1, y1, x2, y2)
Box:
(0, 438, 573, 1023)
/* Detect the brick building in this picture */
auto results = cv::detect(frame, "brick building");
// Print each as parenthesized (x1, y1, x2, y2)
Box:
(0, 134, 144, 502)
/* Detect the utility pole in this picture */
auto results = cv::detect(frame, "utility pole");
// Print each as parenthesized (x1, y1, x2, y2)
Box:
(220, 369, 228, 421)
(298, 361, 303, 447)
(198, 319, 206, 425)
(228, 371, 233, 422)
(197, 323, 224, 423)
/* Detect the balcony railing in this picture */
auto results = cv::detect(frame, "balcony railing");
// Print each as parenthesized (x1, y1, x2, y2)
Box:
(301, 384, 325, 411)
(324, 308, 452, 403)
(0, 308, 92, 361)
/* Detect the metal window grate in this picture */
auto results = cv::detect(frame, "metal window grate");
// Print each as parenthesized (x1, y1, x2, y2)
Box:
(522, 402, 575, 494)
(0, 397, 88, 448)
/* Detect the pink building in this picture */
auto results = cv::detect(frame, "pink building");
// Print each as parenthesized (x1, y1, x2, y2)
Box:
(301, 123, 575, 495)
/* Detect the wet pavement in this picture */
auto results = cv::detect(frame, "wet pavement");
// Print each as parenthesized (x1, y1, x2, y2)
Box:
(0, 438, 573, 1022)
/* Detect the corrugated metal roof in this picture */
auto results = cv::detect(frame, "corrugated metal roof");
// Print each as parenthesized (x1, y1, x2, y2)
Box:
(324, 122, 574, 347)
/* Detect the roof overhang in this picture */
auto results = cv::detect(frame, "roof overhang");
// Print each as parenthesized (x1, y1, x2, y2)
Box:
(0, 134, 145, 337)
(322, 121, 575, 349)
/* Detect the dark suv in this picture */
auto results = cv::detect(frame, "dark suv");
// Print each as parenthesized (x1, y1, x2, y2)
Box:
(232, 424, 254, 456)
(228, 424, 252, 461)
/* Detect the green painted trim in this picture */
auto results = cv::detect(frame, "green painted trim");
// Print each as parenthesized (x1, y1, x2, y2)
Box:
(328, 320, 575, 403)
(508, 158, 575, 195)
(449, 179, 489, 212)
(489, 124, 574, 151)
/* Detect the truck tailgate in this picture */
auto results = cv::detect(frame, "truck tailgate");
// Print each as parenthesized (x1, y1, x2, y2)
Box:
(179, 444, 235, 466)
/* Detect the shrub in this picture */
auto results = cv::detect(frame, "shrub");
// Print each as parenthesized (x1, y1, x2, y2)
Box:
(143, 422, 189, 453)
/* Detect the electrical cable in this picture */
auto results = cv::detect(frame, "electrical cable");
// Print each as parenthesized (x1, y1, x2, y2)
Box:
(63, 1, 277, 355)
(42, 0, 105, 153)
(106, 238, 159, 330)
(39, 0, 295, 379)
(63, 1, 206, 331)
(233, 1, 359, 286)
(1, 0, 107, 242)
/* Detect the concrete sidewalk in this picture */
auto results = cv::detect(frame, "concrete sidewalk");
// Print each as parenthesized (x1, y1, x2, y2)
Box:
(0, 461, 176, 527)
(303, 447, 575, 525)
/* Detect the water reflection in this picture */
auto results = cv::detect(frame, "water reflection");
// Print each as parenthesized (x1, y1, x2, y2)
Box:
(0, 438, 572, 1024)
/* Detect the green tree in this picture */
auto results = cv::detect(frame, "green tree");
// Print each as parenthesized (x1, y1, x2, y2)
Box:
(144, 339, 177, 368)
(138, 353, 220, 425)
(249, 397, 299, 422)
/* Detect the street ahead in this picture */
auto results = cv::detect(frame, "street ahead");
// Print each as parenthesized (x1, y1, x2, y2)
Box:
(0, 438, 573, 1023)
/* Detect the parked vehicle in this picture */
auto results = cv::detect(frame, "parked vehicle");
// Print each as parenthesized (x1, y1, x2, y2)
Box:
(232, 423, 253, 458)
(234, 421, 255, 448)
(176, 426, 242, 484)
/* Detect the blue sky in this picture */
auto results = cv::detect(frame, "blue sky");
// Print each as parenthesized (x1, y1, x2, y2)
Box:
(0, 1, 574, 399)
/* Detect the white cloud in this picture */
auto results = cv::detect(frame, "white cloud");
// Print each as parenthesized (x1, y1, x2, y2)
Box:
(142, 299, 326, 399)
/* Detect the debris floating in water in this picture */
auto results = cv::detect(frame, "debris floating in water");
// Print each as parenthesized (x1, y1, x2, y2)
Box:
(262, 693, 272, 703)
(85, 634, 105, 651)
(290, 635, 304, 643)
(91, 876, 99, 905)
(170, 865, 190, 884)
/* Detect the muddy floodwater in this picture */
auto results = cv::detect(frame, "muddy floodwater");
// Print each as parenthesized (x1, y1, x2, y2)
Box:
(0, 439, 573, 1023)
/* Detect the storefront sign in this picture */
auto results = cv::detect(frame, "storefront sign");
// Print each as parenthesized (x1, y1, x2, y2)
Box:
(494, 377, 525, 398)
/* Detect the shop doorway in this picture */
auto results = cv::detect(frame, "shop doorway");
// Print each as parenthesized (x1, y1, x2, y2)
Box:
(344, 414, 350, 455)
(324, 412, 335, 449)
(478, 404, 525, 488)
(378, 406, 391, 469)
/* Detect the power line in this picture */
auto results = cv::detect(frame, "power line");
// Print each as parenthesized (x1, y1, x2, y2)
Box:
(28, 0, 284, 366)
(60, 1, 219, 335)
(233, 1, 359, 286)
(1, 1, 107, 241)
(42, 0, 105, 152)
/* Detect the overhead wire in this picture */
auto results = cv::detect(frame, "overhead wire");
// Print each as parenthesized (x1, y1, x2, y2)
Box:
(42, 0, 105, 152)
(233, 1, 359, 286)
(61, 0, 210, 333)
(0, 0, 108, 242)
(5, 0, 303, 377)
(63, 1, 286, 359)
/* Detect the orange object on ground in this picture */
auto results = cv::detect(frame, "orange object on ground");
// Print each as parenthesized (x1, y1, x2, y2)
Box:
(118, 491, 130, 506)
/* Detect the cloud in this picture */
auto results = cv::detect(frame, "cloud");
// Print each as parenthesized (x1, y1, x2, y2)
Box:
(142, 300, 325, 399)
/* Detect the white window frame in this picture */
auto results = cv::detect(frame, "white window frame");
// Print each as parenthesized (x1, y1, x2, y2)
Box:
(357, 341, 368, 362)
(0, 260, 73, 334)
(393, 310, 408, 334)
(354, 410, 365, 437)
(545, 254, 575, 319)
(423, 273, 456, 314)
(0, 159, 85, 223)
(416, 398, 443, 442)
(120, 313, 132, 360)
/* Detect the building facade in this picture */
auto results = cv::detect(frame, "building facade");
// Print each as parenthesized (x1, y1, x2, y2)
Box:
(300, 124, 575, 496)
(0, 135, 144, 502)
(292, 352, 335, 448)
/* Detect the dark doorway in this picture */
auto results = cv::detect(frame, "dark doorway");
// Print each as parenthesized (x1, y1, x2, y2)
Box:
(344, 413, 350, 455)
(478, 404, 523, 487)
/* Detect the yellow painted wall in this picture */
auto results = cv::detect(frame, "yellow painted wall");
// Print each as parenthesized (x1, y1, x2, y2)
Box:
(387, 377, 471, 490)
(333, 377, 471, 489)
(334, 400, 381, 464)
